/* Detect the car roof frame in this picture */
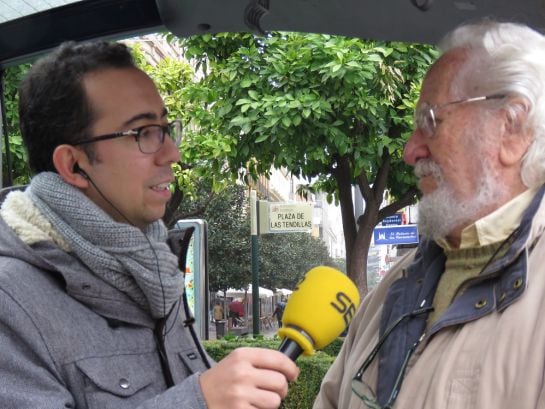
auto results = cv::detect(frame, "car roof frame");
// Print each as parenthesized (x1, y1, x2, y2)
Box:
(0, 0, 164, 68)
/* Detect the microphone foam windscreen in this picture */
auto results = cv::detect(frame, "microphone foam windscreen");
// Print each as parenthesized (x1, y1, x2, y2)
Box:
(278, 266, 360, 356)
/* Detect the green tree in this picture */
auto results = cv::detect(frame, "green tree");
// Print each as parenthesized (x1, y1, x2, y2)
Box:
(177, 32, 437, 295)
(2, 64, 31, 186)
(132, 44, 215, 226)
(195, 182, 340, 293)
(259, 232, 339, 290)
(200, 183, 252, 293)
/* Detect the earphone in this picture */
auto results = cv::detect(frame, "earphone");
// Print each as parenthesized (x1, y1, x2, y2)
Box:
(73, 163, 90, 180)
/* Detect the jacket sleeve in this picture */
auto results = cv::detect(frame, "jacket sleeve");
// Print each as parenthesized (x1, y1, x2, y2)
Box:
(537, 380, 545, 409)
(0, 288, 76, 408)
(136, 373, 209, 408)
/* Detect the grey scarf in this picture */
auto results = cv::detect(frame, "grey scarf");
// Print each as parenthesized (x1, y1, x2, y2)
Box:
(27, 172, 183, 319)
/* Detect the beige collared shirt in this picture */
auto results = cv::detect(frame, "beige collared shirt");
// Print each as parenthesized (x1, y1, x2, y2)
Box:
(437, 187, 538, 251)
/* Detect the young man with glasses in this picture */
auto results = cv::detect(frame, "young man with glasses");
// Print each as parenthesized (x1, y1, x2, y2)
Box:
(0, 41, 298, 408)
(314, 20, 545, 409)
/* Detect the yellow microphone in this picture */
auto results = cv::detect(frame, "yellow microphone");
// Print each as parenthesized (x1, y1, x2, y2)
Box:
(278, 266, 360, 360)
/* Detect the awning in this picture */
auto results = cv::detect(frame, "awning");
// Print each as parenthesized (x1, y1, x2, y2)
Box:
(216, 284, 274, 299)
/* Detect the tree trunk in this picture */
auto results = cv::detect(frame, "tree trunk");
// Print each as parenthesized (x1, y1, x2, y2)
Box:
(337, 148, 418, 299)
(332, 155, 358, 278)
(163, 185, 184, 228)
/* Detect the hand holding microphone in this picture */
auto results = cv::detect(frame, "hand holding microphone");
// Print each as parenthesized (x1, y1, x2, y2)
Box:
(199, 266, 358, 408)
(278, 266, 360, 360)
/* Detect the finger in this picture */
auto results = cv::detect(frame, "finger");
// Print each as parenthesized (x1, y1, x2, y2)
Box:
(245, 387, 283, 409)
(232, 347, 300, 381)
(245, 367, 290, 398)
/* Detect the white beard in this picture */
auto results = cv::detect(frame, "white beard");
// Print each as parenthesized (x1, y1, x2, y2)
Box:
(415, 158, 503, 242)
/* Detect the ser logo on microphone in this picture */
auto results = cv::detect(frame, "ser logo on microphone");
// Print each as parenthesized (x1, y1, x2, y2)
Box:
(330, 292, 356, 326)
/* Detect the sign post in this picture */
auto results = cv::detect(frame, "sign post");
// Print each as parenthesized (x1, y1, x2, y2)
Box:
(250, 190, 260, 336)
(249, 198, 313, 335)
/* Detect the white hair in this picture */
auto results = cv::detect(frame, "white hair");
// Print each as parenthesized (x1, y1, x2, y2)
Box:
(439, 20, 545, 188)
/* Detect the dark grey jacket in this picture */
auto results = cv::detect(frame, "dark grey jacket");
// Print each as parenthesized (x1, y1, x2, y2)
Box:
(0, 215, 211, 408)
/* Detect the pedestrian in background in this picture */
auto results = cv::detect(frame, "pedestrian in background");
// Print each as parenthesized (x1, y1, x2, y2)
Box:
(273, 299, 286, 328)
(213, 302, 224, 322)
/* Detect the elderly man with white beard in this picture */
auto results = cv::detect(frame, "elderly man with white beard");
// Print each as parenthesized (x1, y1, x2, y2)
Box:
(313, 20, 545, 409)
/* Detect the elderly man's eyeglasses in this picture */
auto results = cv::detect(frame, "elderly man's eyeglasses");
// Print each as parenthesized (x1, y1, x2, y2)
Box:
(73, 120, 183, 154)
(351, 306, 432, 409)
(414, 94, 505, 138)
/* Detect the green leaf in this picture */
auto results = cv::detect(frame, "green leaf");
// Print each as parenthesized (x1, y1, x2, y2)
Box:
(235, 98, 251, 106)
(230, 116, 248, 126)
(255, 133, 269, 143)
(133, 33, 436, 295)
(240, 78, 253, 88)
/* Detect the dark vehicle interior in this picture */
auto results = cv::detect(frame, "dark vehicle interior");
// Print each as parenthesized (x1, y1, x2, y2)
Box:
(1, 0, 544, 68)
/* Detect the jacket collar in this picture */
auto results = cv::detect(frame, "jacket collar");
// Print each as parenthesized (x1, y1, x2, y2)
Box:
(376, 183, 545, 405)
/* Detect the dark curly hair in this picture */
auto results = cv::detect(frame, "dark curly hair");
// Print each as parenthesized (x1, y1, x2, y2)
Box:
(18, 41, 137, 173)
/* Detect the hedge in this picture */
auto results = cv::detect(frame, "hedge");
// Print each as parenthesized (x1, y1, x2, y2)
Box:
(203, 336, 343, 409)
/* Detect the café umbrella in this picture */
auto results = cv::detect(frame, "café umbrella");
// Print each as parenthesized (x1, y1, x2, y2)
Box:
(216, 284, 274, 299)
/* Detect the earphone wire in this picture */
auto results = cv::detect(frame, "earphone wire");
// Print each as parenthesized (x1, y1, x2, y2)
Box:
(82, 173, 168, 334)
(82, 170, 210, 368)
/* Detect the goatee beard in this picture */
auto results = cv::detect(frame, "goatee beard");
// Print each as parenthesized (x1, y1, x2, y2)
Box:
(415, 159, 502, 242)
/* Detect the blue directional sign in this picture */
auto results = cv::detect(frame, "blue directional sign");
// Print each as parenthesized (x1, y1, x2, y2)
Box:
(381, 213, 403, 226)
(373, 224, 419, 245)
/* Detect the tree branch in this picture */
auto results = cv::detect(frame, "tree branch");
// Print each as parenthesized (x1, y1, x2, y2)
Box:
(165, 191, 216, 228)
(356, 171, 372, 201)
(373, 147, 390, 201)
(377, 186, 419, 221)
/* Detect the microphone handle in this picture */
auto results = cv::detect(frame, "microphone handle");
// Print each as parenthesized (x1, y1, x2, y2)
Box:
(279, 338, 303, 361)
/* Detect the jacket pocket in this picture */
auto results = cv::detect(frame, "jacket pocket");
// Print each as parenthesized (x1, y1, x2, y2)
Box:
(446, 372, 478, 409)
(76, 354, 162, 409)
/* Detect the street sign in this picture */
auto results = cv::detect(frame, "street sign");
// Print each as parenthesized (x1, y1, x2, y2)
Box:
(259, 201, 313, 234)
(381, 213, 403, 226)
(373, 224, 419, 245)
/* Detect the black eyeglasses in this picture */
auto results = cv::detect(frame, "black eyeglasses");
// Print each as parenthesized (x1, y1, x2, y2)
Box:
(72, 120, 182, 154)
(351, 306, 433, 409)
(414, 94, 506, 138)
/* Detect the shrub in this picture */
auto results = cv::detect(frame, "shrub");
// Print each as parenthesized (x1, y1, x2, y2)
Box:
(281, 352, 335, 409)
(203, 336, 343, 408)
(320, 337, 344, 357)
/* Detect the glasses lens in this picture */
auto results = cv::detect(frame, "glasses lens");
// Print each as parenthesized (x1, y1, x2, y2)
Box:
(135, 121, 182, 154)
(351, 378, 382, 409)
(169, 120, 183, 146)
(415, 104, 435, 138)
(137, 125, 163, 154)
